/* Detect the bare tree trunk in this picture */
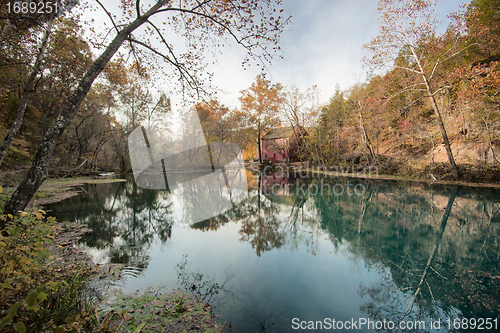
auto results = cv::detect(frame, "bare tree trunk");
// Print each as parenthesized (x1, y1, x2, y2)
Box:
(2, 6, 159, 220)
(359, 112, 374, 160)
(410, 46, 459, 180)
(424, 78, 459, 179)
(483, 118, 499, 165)
(0, 12, 55, 169)
(257, 123, 262, 163)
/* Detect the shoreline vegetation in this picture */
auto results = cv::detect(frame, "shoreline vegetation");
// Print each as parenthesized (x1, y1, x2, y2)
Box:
(0, 178, 224, 332)
(1, 158, 498, 332)
(307, 167, 500, 189)
(251, 160, 500, 188)
(0, 162, 497, 332)
(0, 170, 127, 209)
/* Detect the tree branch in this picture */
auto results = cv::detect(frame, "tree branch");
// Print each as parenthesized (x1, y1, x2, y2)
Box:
(96, 0, 144, 75)
(431, 86, 451, 96)
(154, 5, 262, 56)
(383, 82, 426, 105)
(128, 37, 199, 93)
(395, 65, 423, 75)
(136, 0, 141, 17)
(96, 0, 119, 33)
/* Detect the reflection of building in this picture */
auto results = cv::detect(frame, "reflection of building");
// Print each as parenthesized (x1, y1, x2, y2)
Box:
(261, 172, 289, 196)
(261, 127, 304, 163)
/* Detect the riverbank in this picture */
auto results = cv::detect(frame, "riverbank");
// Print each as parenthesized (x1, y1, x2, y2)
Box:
(0, 170, 127, 208)
(304, 168, 500, 189)
(0, 174, 225, 332)
(0, 209, 224, 332)
(250, 159, 500, 188)
(49, 221, 224, 332)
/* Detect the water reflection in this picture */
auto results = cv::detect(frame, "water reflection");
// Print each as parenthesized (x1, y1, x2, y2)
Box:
(175, 255, 233, 304)
(46, 173, 500, 332)
(49, 180, 173, 279)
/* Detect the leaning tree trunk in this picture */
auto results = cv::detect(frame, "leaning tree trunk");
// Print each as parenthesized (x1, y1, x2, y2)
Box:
(423, 77, 459, 180)
(0, 12, 55, 169)
(2, 4, 163, 222)
(410, 46, 459, 180)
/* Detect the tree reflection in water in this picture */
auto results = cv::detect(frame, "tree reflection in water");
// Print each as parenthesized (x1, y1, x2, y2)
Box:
(46, 173, 500, 330)
(175, 254, 233, 305)
(341, 184, 500, 328)
(193, 171, 323, 256)
(47, 179, 174, 279)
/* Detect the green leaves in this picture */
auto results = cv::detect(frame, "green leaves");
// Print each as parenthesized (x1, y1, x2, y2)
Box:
(24, 290, 40, 312)
(13, 320, 26, 333)
(0, 208, 73, 331)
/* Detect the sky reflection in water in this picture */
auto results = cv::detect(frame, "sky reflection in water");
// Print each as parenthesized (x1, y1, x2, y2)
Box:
(46, 173, 500, 332)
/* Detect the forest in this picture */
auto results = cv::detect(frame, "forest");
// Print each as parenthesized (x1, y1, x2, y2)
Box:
(1, 0, 499, 203)
(0, 0, 499, 331)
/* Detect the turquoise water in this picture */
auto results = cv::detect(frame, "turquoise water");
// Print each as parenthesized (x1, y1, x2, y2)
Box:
(46, 173, 500, 332)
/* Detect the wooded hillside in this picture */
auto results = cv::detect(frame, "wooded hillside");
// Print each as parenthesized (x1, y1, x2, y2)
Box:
(1, 0, 499, 187)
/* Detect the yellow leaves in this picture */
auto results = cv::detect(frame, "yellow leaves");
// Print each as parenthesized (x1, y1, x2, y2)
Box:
(4, 261, 15, 275)
(14, 321, 26, 333)
(19, 255, 32, 266)
(37, 291, 47, 302)
(33, 210, 46, 221)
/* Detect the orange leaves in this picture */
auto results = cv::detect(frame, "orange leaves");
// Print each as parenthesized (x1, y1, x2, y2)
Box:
(453, 61, 500, 106)
(240, 74, 284, 139)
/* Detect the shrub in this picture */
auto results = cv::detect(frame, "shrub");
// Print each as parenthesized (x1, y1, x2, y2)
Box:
(0, 186, 112, 332)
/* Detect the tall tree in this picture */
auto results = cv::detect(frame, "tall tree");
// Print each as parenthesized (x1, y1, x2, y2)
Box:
(281, 86, 316, 164)
(0, 11, 56, 169)
(2, 0, 289, 220)
(240, 74, 284, 163)
(349, 83, 375, 160)
(364, 0, 464, 179)
(0, 1, 80, 168)
(319, 85, 347, 161)
(466, 0, 500, 59)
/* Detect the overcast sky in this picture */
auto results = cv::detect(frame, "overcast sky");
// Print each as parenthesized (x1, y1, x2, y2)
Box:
(207, 0, 466, 109)
(209, 0, 380, 108)
(85, 0, 466, 109)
